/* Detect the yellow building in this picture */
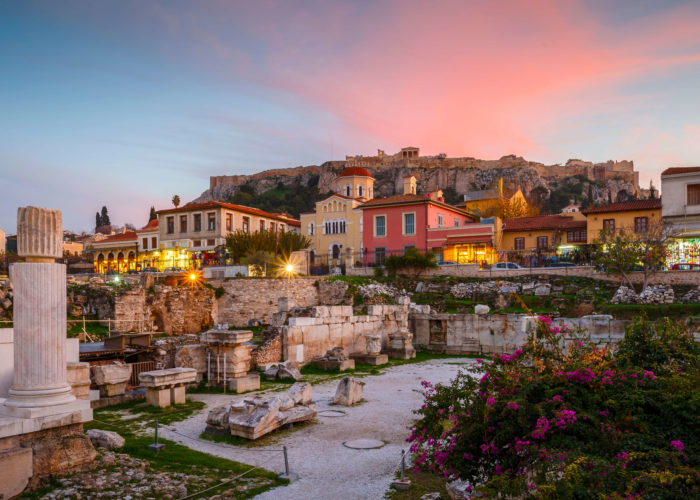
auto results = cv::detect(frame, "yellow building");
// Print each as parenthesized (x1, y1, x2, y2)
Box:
(458, 178, 529, 219)
(500, 213, 587, 265)
(300, 166, 375, 267)
(136, 218, 161, 270)
(581, 199, 662, 244)
(92, 231, 139, 273)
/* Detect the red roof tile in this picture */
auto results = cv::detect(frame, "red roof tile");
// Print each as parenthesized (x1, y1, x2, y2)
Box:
(661, 166, 700, 176)
(137, 219, 159, 232)
(502, 215, 586, 232)
(359, 194, 474, 218)
(339, 166, 372, 177)
(581, 198, 661, 215)
(156, 201, 300, 225)
(92, 231, 138, 244)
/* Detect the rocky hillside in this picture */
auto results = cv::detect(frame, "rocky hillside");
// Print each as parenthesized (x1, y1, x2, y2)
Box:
(193, 155, 642, 216)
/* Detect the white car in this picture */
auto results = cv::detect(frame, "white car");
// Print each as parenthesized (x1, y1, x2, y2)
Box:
(492, 262, 523, 270)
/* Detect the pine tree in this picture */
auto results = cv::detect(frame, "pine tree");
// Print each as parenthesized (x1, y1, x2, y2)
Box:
(100, 206, 111, 226)
(149, 206, 157, 221)
(608, 191, 613, 204)
(95, 212, 101, 231)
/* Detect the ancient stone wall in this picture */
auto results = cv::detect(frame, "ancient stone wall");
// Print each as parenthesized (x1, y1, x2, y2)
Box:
(113, 285, 215, 335)
(251, 328, 283, 367)
(411, 312, 630, 354)
(347, 265, 700, 286)
(212, 278, 320, 326)
(281, 304, 408, 363)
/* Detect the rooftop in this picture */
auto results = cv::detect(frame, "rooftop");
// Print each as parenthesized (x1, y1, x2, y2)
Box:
(581, 198, 661, 215)
(338, 166, 372, 178)
(156, 201, 301, 226)
(661, 166, 700, 176)
(502, 215, 586, 232)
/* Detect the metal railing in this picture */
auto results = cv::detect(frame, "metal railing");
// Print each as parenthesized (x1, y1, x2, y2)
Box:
(129, 361, 154, 386)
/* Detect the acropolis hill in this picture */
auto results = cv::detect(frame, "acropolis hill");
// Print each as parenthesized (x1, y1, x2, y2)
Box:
(198, 148, 642, 211)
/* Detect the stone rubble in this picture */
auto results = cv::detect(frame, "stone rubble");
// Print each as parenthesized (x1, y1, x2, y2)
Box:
(85, 429, 125, 449)
(333, 377, 365, 406)
(358, 283, 405, 300)
(610, 286, 639, 304)
(205, 382, 316, 440)
(638, 285, 674, 305)
(682, 286, 700, 303)
(450, 281, 520, 299)
(263, 360, 302, 381)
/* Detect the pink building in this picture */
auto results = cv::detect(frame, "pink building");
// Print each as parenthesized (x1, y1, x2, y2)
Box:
(360, 176, 500, 266)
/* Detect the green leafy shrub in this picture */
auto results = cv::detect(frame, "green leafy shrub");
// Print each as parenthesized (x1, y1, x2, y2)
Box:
(409, 316, 700, 498)
(384, 248, 437, 277)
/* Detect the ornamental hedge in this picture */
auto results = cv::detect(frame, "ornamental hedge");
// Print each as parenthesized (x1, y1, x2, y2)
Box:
(409, 315, 700, 498)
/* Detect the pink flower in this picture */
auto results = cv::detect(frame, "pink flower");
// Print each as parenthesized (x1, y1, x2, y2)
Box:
(643, 370, 656, 380)
(486, 397, 496, 407)
(507, 401, 519, 410)
(671, 440, 685, 451)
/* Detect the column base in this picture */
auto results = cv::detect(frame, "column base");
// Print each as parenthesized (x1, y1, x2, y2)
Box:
(4, 385, 76, 409)
(0, 397, 89, 420)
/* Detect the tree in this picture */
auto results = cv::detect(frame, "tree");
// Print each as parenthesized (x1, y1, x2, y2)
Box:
(384, 247, 438, 277)
(649, 180, 658, 199)
(225, 229, 311, 264)
(593, 220, 676, 289)
(100, 206, 110, 226)
(172, 195, 181, 208)
(95, 212, 101, 232)
(149, 206, 157, 221)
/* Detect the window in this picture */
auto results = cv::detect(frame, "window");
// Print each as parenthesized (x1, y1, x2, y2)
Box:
(151, 237, 157, 248)
(194, 214, 202, 232)
(142, 238, 148, 249)
(634, 217, 648, 233)
(345, 185, 351, 196)
(193, 240, 201, 247)
(242, 216, 250, 233)
(567, 230, 587, 243)
(688, 184, 700, 205)
(404, 213, 415, 235)
(358, 185, 364, 197)
(308, 222, 314, 235)
(207, 239, 215, 246)
(537, 236, 548, 249)
(226, 214, 232, 232)
(260, 220, 265, 231)
(514, 237, 525, 250)
(180, 215, 187, 233)
(270, 222, 276, 232)
(374, 247, 386, 265)
(437, 214, 443, 227)
(280, 224, 285, 232)
(454, 218, 459, 227)
(207, 213, 216, 231)
(375, 215, 386, 237)
(603, 219, 615, 233)
(166, 216, 174, 234)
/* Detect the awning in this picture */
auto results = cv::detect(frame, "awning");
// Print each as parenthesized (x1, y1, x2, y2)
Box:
(444, 235, 493, 245)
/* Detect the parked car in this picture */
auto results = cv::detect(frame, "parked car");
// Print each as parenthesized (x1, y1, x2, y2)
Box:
(492, 262, 523, 270)
(438, 261, 459, 266)
(142, 267, 159, 273)
(671, 263, 700, 271)
(545, 261, 575, 268)
(105, 270, 119, 276)
(164, 267, 185, 273)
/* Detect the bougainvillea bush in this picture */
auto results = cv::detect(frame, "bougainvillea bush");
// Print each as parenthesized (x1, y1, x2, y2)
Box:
(409, 316, 700, 498)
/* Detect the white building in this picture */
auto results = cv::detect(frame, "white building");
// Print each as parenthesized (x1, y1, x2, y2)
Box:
(661, 166, 700, 265)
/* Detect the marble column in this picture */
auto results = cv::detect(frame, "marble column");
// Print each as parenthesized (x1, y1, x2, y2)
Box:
(3, 207, 75, 413)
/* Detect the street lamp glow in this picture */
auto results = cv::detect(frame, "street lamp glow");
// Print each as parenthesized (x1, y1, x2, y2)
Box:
(285, 264, 294, 273)
(189, 273, 196, 281)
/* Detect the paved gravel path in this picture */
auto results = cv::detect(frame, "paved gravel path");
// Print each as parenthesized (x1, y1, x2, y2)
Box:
(161, 358, 477, 500)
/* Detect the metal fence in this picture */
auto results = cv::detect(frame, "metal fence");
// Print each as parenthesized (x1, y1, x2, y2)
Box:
(129, 361, 154, 386)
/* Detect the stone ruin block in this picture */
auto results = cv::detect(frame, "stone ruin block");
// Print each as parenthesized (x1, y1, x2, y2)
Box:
(139, 367, 197, 408)
(205, 382, 316, 440)
(93, 363, 132, 397)
(333, 377, 365, 406)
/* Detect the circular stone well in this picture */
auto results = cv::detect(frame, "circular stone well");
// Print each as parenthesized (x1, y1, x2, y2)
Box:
(343, 439, 385, 449)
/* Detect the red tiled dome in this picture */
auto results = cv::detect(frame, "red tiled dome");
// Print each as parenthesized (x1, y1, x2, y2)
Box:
(339, 166, 371, 177)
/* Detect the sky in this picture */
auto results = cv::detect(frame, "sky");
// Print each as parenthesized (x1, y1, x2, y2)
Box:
(1, 0, 700, 233)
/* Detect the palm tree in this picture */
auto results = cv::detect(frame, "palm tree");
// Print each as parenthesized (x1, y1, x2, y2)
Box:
(172, 195, 181, 208)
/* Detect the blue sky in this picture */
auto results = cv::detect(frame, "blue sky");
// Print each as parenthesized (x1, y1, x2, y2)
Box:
(1, 0, 700, 232)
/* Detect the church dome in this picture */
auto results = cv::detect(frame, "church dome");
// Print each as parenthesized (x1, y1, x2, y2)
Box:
(338, 166, 372, 177)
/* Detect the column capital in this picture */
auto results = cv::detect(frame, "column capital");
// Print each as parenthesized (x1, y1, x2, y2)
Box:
(17, 206, 63, 259)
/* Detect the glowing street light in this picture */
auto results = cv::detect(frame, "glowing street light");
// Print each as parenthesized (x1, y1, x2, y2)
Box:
(285, 264, 294, 273)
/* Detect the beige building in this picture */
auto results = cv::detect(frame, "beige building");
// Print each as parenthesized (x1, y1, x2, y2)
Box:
(157, 201, 301, 269)
(300, 166, 375, 267)
(0, 229, 5, 255)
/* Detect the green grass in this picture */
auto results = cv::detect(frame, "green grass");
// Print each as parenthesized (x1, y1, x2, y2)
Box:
(200, 419, 316, 448)
(75, 398, 286, 499)
(66, 314, 110, 340)
(384, 468, 448, 499)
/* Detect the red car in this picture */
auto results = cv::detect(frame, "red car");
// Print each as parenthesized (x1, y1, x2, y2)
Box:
(671, 263, 700, 270)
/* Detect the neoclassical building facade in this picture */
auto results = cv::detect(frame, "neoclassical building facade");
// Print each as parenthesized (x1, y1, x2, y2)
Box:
(300, 166, 374, 266)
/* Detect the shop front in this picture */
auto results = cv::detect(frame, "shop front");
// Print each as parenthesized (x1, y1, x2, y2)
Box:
(443, 235, 497, 266)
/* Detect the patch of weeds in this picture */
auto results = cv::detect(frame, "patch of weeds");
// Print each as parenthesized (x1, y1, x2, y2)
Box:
(384, 467, 447, 499)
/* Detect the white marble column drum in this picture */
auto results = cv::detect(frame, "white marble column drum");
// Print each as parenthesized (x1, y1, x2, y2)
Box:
(5, 263, 74, 407)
